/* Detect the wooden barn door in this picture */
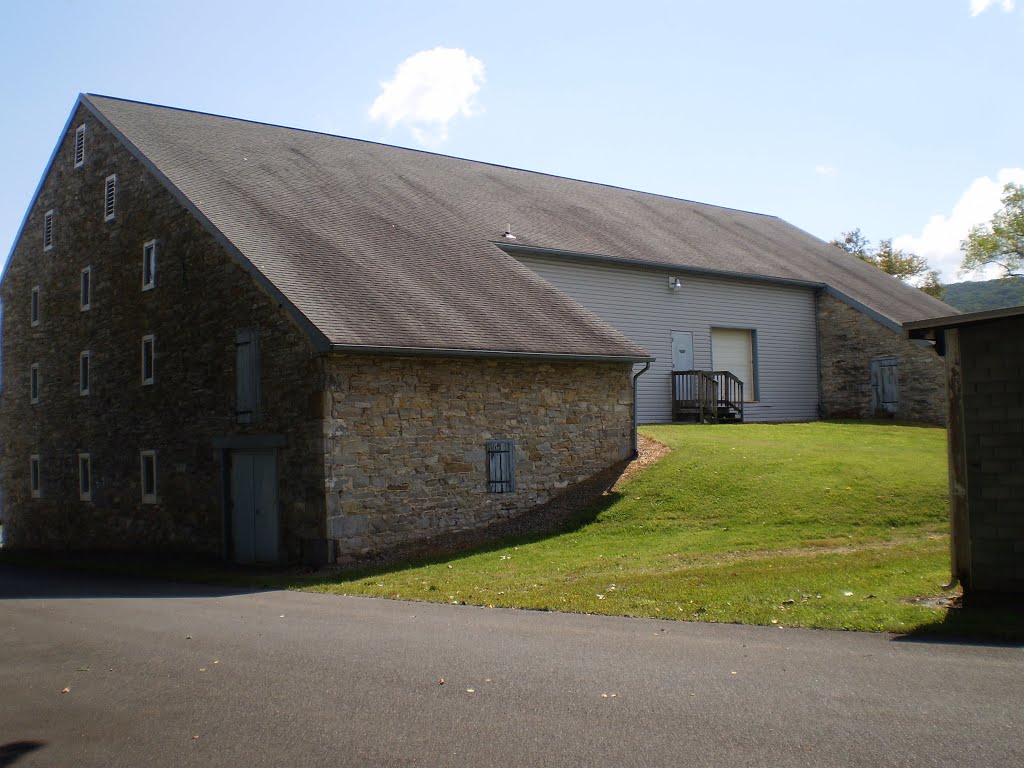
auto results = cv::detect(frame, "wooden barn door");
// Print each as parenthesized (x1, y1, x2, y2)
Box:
(870, 357, 900, 416)
(230, 451, 279, 563)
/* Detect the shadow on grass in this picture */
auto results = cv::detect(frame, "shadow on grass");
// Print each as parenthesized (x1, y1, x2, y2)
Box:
(816, 419, 946, 431)
(283, 488, 625, 589)
(0, 462, 629, 596)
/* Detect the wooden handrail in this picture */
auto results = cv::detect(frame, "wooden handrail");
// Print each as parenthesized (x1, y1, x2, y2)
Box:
(672, 369, 744, 423)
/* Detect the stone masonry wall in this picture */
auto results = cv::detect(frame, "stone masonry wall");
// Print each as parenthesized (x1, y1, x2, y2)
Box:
(961, 316, 1024, 594)
(817, 293, 946, 424)
(320, 355, 634, 560)
(0, 104, 323, 558)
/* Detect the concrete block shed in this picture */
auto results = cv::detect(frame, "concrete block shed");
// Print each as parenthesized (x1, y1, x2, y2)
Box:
(906, 306, 1024, 603)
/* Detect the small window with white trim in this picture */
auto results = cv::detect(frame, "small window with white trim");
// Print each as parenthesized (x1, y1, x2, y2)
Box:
(78, 453, 92, 502)
(141, 334, 154, 385)
(30, 455, 41, 498)
(104, 175, 117, 221)
(80, 351, 91, 396)
(142, 240, 157, 290)
(31, 286, 40, 326)
(80, 267, 92, 310)
(30, 363, 40, 404)
(140, 450, 157, 503)
(74, 124, 86, 168)
(486, 439, 517, 493)
(43, 210, 54, 251)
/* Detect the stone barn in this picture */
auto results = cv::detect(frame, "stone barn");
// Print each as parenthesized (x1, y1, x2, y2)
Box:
(0, 94, 954, 563)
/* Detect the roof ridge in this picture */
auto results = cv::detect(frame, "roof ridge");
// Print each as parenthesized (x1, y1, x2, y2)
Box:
(83, 93, 780, 222)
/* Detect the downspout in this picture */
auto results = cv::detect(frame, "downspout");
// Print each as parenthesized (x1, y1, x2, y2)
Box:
(631, 362, 651, 459)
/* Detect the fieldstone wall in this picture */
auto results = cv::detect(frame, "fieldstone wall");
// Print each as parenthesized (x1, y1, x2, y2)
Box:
(960, 316, 1024, 594)
(0, 105, 323, 557)
(817, 293, 946, 424)
(320, 355, 634, 560)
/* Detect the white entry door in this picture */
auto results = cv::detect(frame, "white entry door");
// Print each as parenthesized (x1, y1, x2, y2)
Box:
(230, 451, 279, 563)
(671, 331, 694, 370)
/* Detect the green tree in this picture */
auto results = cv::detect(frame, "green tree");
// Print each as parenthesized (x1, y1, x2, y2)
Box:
(831, 229, 944, 299)
(961, 182, 1024, 278)
(831, 227, 871, 260)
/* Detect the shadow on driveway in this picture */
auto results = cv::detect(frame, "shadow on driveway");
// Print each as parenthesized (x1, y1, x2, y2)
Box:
(0, 561, 267, 600)
(0, 741, 45, 768)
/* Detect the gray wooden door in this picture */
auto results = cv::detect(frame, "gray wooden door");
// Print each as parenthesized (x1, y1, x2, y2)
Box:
(230, 451, 279, 563)
(870, 357, 900, 415)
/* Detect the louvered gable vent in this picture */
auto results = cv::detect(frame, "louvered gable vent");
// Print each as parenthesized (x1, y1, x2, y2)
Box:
(104, 174, 117, 221)
(74, 124, 86, 168)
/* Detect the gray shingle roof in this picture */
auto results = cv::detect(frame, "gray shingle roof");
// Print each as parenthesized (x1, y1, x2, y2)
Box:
(83, 95, 954, 358)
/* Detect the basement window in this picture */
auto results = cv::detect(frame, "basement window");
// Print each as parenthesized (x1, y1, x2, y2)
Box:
(486, 439, 516, 493)
(141, 335, 155, 385)
(79, 453, 92, 502)
(104, 175, 117, 221)
(43, 210, 54, 251)
(31, 286, 40, 326)
(30, 455, 41, 498)
(142, 240, 157, 290)
(81, 267, 92, 310)
(74, 124, 86, 168)
(80, 350, 91, 396)
(140, 450, 157, 503)
(30, 363, 40, 404)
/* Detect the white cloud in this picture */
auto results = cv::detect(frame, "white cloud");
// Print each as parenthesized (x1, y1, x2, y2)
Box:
(815, 165, 837, 177)
(368, 47, 485, 147)
(970, 0, 1015, 16)
(894, 168, 1024, 282)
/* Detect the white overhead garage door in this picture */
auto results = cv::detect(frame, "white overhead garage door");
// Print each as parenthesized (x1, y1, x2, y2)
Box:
(711, 328, 755, 401)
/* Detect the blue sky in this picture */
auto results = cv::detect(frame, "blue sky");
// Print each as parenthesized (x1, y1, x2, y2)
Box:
(1, 0, 1021, 282)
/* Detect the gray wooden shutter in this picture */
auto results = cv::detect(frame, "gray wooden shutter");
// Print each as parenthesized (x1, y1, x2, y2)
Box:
(236, 329, 260, 423)
(486, 439, 516, 493)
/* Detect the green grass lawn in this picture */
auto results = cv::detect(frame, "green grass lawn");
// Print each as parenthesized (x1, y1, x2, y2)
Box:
(295, 421, 974, 634)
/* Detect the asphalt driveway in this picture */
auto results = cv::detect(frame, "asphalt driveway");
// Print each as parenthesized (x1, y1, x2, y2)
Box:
(1, 564, 1021, 767)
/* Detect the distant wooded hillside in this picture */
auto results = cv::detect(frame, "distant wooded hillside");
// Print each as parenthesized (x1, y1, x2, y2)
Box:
(942, 277, 1024, 312)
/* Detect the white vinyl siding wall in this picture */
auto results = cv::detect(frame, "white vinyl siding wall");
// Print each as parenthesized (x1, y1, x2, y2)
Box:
(515, 255, 820, 423)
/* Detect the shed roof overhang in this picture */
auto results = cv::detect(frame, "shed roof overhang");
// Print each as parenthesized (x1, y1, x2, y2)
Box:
(905, 305, 1024, 357)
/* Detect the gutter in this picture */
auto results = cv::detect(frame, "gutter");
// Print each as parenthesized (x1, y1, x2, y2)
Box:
(496, 241, 827, 291)
(631, 362, 652, 458)
(328, 343, 652, 364)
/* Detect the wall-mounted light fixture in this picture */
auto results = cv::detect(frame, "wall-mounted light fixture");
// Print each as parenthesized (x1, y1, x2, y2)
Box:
(668, 277, 682, 289)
